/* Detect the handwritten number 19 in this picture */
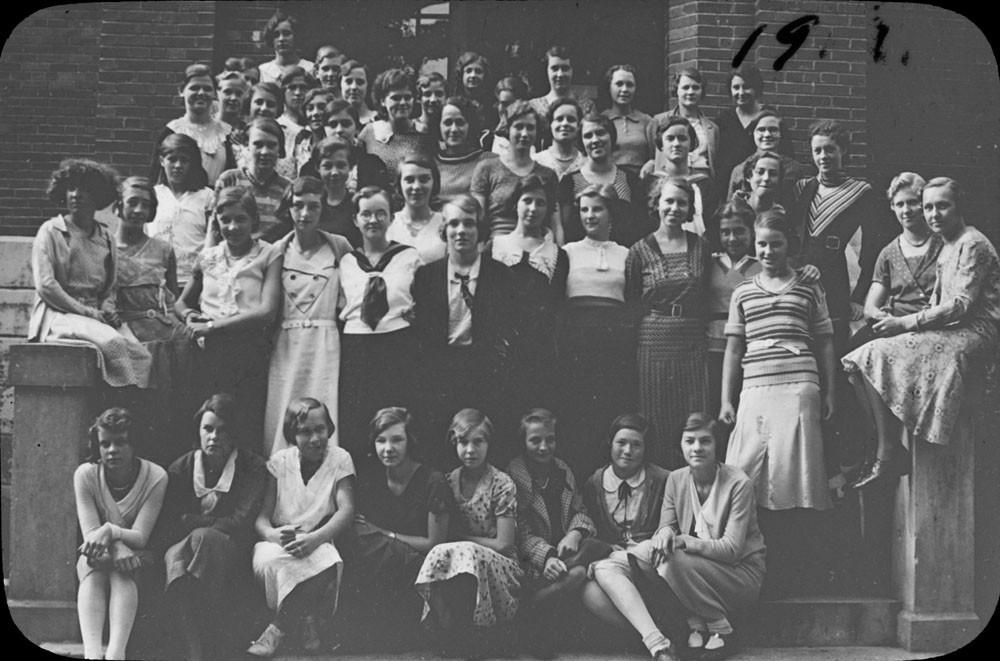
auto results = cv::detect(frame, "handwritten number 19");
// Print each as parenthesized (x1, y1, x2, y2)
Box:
(733, 15, 820, 71)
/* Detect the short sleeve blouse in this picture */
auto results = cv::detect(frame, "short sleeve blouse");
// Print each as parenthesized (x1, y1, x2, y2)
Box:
(448, 464, 517, 558)
(197, 240, 279, 320)
(357, 463, 452, 537)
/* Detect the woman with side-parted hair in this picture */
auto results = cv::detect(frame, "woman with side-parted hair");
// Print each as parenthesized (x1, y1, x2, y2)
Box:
(30, 159, 153, 388)
(646, 66, 719, 181)
(338, 186, 422, 462)
(731, 150, 785, 216)
(158, 394, 267, 661)
(258, 10, 313, 85)
(385, 154, 446, 263)
(75, 408, 168, 660)
(340, 59, 377, 128)
(415, 71, 448, 139)
(487, 75, 531, 154)
(600, 64, 655, 178)
(436, 95, 500, 199)
(414, 409, 523, 656)
(345, 407, 453, 638)
(265, 177, 353, 455)
(534, 97, 586, 180)
(626, 176, 711, 468)
(357, 68, 436, 182)
(150, 63, 236, 187)
(843, 177, 1000, 487)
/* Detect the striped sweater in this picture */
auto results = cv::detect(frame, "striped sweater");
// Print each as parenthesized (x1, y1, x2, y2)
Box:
(725, 274, 833, 388)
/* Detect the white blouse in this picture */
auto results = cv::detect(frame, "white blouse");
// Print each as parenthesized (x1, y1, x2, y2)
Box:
(564, 238, 628, 300)
(338, 247, 421, 334)
(385, 210, 446, 264)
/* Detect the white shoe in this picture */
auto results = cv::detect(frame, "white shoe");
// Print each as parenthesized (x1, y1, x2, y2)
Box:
(247, 622, 285, 657)
(688, 629, 705, 649)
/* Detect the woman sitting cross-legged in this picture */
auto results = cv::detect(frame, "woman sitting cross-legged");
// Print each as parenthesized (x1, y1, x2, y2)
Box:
(248, 398, 355, 657)
(158, 394, 267, 661)
(505, 408, 601, 656)
(343, 407, 452, 649)
(647, 413, 766, 660)
(414, 408, 524, 657)
(579, 413, 675, 660)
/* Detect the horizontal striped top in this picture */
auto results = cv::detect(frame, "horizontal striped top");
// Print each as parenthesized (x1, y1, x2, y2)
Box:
(725, 274, 833, 388)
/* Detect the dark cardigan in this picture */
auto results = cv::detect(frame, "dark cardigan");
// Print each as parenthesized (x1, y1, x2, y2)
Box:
(582, 463, 670, 546)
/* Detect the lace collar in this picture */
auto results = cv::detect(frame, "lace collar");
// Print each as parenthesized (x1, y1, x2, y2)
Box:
(492, 230, 559, 280)
(167, 117, 232, 156)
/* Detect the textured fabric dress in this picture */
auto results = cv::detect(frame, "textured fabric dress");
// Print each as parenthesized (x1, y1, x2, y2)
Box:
(470, 159, 557, 238)
(150, 118, 235, 187)
(29, 215, 152, 388)
(266, 232, 353, 455)
(653, 463, 766, 635)
(116, 236, 193, 391)
(357, 120, 437, 183)
(626, 233, 710, 468)
(252, 444, 355, 612)
(724, 274, 834, 511)
(415, 464, 524, 627)
(74, 459, 168, 582)
(214, 167, 292, 244)
(842, 226, 1000, 446)
(560, 168, 651, 247)
(437, 149, 498, 199)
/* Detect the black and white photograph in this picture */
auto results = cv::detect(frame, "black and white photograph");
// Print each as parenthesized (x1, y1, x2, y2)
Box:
(1, 2, 997, 659)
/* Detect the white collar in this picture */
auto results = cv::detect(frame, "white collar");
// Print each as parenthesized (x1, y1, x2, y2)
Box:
(448, 254, 481, 282)
(492, 231, 558, 279)
(602, 465, 646, 493)
(193, 449, 239, 513)
(713, 252, 755, 271)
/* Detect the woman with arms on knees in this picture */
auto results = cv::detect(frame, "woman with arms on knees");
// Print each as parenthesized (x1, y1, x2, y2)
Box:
(266, 177, 353, 455)
(562, 112, 650, 246)
(338, 187, 421, 462)
(626, 177, 711, 468)
(249, 398, 355, 656)
(30, 159, 152, 388)
(471, 100, 558, 241)
(411, 195, 518, 466)
(150, 63, 235, 187)
(843, 177, 1000, 487)
(600, 64, 655, 179)
(505, 408, 599, 655)
(258, 10, 313, 85)
(724, 111, 804, 203)
(159, 394, 266, 661)
(357, 68, 436, 182)
(558, 185, 636, 478)
(436, 95, 499, 199)
(176, 186, 282, 452)
(580, 413, 675, 661)
(649, 413, 765, 660)
(346, 407, 451, 643)
(75, 408, 167, 660)
(415, 409, 523, 657)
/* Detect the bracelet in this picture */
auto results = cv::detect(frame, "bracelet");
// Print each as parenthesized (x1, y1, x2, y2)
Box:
(389, 531, 397, 540)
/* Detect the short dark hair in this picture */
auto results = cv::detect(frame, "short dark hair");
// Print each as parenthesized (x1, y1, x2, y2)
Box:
(728, 63, 764, 94)
(504, 172, 553, 219)
(741, 150, 785, 190)
(277, 176, 326, 224)
(544, 45, 571, 62)
(312, 135, 356, 169)
(580, 112, 618, 151)
(442, 95, 482, 142)
(396, 153, 441, 203)
(156, 133, 210, 191)
(372, 68, 415, 109)
(46, 159, 120, 210)
(181, 62, 213, 89)
(280, 65, 316, 90)
(655, 115, 699, 151)
(754, 205, 801, 251)
(248, 81, 285, 117)
(608, 413, 650, 443)
(352, 185, 394, 214)
(263, 10, 296, 46)
(117, 176, 158, 222)
(809, 119, 851, 153)
(369, 407, 420, 460)
(192, 393, 239, 448)
(282, 397, 335, 447)
(87, 407, 141, 463)
(214, 185, 260, 232)
(671, 65, 705, 100)
(248, 116, 287, 159)
(454, 51, 490, 95)
(520, 408, 557, 440)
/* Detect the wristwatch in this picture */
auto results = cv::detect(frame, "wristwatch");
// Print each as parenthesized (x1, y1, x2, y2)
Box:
(207, 320, 215, 331)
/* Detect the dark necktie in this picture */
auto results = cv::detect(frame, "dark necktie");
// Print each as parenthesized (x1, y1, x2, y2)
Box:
(618, 480, 633, 502)
(457, 273, 474, 310)
(360, 275, 388, 330)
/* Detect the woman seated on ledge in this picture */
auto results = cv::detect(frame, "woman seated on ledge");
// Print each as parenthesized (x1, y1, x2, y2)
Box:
(648, 413, 766, 660)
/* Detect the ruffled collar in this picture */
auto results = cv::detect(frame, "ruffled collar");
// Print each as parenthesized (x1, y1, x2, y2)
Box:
(167, 117, 232, 156)
(492, 230, 559, 280)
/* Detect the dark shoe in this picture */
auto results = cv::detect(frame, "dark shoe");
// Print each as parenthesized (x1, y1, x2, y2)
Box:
(300, 615, 321, 652)
(653, 643, 682, 661)
(700, 633, 735, 661)
(850, 458, 897, 489)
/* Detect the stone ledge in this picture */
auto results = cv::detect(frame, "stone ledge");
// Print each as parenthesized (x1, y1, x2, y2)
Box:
(0, 237, 34, 289)
(7, 342, 100, 388)
(8, 599, 78, 644)
(744, 596, 900, 647)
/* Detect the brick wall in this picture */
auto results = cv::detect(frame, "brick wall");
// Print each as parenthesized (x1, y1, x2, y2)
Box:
(0, 5, 101, 235)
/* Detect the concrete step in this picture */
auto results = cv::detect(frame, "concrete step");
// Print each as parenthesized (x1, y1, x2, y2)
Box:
(0, 288, 33, 339)
(0, 236, 34, 289)
(744, 596, 900, 646)
(35, 642, 939, 660)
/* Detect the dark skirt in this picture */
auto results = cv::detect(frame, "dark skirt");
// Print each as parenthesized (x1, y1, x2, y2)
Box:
(556, 297, 637, 481)
(198, 329, 271, 453)
(340, 328, 418, 464)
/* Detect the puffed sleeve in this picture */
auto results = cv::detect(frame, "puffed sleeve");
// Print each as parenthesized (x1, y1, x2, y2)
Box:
(873, 243, 893, 289)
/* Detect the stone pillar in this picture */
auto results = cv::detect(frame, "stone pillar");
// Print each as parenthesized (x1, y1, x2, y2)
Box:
(7, 343, 101, 643)
(892, 424, 981, 652)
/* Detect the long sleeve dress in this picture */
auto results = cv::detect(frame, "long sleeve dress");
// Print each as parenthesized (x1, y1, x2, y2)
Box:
(252, 444, 355, 612)
(842, 226, 1000, 446)
(265, 231, 353, 455)
(626, 233, 711, 468)
(653, 463, 766, 636)
(30, 215, 152, 388)
(415, 464, 524, 627)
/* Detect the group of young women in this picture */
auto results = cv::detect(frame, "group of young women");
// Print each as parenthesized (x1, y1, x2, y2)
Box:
(33, 8, 999, 661)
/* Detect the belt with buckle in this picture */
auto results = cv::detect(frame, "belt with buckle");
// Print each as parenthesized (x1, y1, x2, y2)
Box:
(281, 319, 337, 329)
(652, 303, 686, 317)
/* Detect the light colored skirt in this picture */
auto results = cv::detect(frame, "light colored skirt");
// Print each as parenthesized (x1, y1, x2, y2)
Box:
(414, 541, 523, 627)
(252, 540, 343, 612)
(725, 382, 832, 511)
(46, 311, 152, 388)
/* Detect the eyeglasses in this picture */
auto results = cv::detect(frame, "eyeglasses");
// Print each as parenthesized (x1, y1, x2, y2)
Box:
(358, 209, 389, 221)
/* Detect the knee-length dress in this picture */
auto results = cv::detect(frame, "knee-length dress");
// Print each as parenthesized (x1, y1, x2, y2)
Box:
(252, 445, 355, 612)
(116, 235, 194, 391)
(724, 274, 834, 511)
(626, 233, 710, 468)
(266, 232, 353, 455)
(415, 464, 523, 627)
(29, 215, 152, 388)
(74, 459, 168, 582)
(655, 464, 766, 633)
(842, 226, 1000, 446)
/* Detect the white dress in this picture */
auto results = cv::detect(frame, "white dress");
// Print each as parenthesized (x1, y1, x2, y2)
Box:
(252, 445, 355, 612)
(265, 232, 352, 455)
